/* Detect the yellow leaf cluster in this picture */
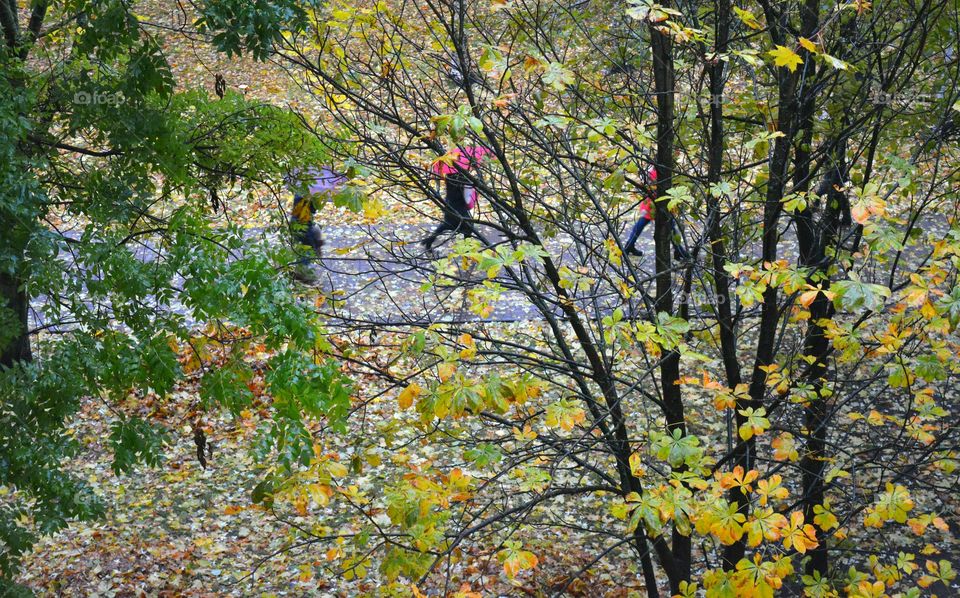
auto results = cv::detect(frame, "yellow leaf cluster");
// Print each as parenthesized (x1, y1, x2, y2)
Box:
(398, 382, 423, 409)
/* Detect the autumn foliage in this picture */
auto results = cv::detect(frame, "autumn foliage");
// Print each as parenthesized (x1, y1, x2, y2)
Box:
(4, 0, 960, 595)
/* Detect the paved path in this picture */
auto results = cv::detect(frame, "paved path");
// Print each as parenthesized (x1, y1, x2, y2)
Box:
(28, 217, 945, 332)
(272, 219, 818, 325)
(291, 221, 702, 326)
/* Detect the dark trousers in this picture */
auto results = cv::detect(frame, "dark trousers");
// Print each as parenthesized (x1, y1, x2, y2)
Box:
(291, 221, 324, 264)
(624, 217, 651, 251)
(422, 210, 475, 249)
(623, 217, 689, 259)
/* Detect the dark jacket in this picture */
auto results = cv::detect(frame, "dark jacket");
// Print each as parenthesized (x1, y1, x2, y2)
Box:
(442, 173, 472, 224)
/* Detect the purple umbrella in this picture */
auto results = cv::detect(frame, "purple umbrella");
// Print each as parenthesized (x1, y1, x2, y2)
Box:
(287, 167, 346, 197)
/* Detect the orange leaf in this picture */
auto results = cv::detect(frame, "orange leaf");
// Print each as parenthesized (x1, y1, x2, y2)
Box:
(459, 333, 477, 359)
(799, 289, 819, 308)
(438, 362, 456, 382)
(398, 382, 423, 409)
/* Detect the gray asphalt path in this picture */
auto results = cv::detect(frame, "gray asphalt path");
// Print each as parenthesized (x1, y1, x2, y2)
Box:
(28, 216, 945, 332)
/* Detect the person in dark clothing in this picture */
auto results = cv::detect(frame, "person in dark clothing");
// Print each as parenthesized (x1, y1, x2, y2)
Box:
(670, 220, 691, 261)
(291, 195, 327, 254)
(286, 167, 346, 282)
(623, 194, 654, 256)
(624, 216, 689, 260)
(421, 146, 491, 251)
(289, 167, 346, 250)
(421, 172, 478, 250)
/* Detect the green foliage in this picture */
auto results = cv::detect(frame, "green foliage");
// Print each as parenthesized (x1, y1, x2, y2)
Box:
(0, 351, 105, 579)
(832, 275, 891, 312)
(381, 547, 433, 582)
(109, 417, 167, 475)
(0, 0, 347, 581)
(464, 442, 503, 467)
(196, 0, 309, 60)
(200, 362, 255, 415)
(651, 428, 705, 470)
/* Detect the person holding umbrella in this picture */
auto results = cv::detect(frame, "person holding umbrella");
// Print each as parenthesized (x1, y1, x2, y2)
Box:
(286, 166, 346, 283)
(421, 146, 492, 251)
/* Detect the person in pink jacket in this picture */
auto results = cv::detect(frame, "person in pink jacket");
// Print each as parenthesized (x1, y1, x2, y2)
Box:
(421, 146, 492, 250)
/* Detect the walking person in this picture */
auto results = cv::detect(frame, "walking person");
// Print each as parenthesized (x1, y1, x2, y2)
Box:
(421, 146, 492, 251)
(286, 166, 346, 283)
(622, 166, 689, 260)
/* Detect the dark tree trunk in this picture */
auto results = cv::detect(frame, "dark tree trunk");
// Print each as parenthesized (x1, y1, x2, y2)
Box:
(737, 7, 803, 567)
(0, 0, 19, 49)
(1, 270, 31, 368)
(650, 7, 689, 589)
(702, 0, 751, 571)
(796, 130, 848, 576)
(705, 0, 737, 396)
(798, 301, 832, 575)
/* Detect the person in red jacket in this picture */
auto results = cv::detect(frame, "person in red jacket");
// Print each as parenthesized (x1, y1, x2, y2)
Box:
(622, 166, 689, 260)
(623, 196, 654, 256)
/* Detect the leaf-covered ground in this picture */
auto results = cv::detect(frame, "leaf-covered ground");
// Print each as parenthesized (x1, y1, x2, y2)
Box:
(14, 213, 960, 596)
(15, 326, 664, 596)
(16, 314, 960, 595)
